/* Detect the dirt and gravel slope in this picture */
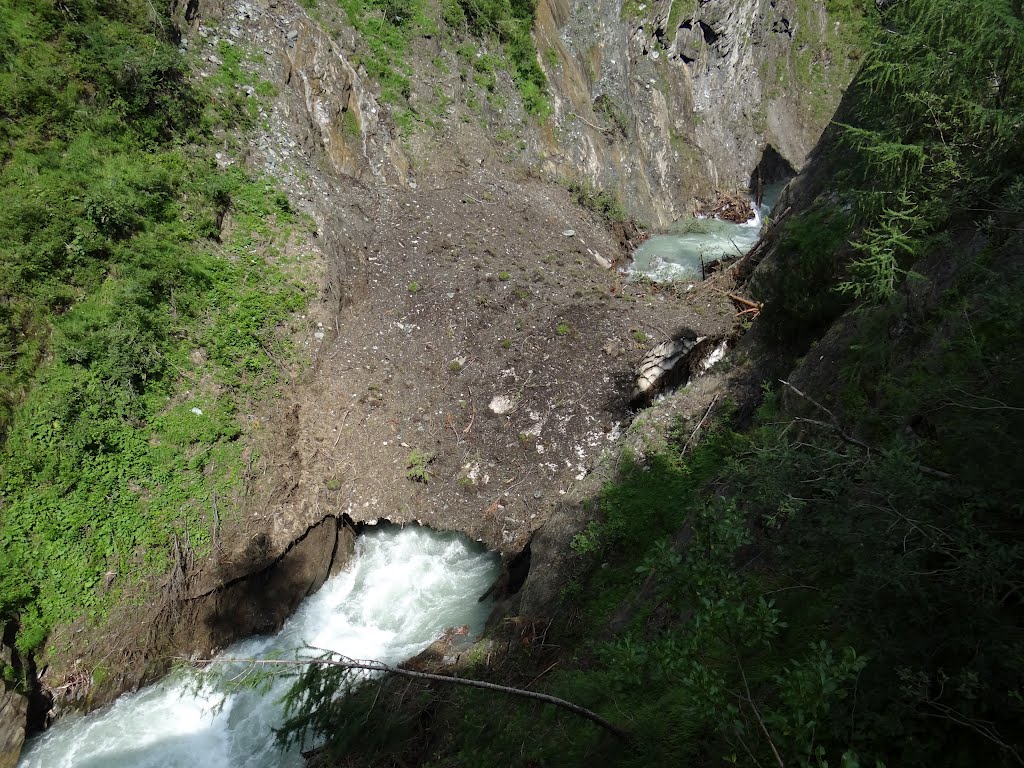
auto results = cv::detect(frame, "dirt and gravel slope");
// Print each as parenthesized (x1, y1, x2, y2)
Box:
(27, 0, 750, 726)
(250, 163, 737, 556)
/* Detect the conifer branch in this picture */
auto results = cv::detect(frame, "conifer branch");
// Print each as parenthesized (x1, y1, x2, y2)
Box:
(189, 651, 631, 740)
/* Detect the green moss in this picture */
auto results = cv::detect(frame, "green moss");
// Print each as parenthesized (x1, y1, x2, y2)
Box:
(667, 0, 697, 32)
(765, 0, 872, 123)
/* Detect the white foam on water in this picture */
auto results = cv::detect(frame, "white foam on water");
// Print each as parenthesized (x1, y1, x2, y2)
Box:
(628, 182, 787, 283)
(19, 526, 500, 768)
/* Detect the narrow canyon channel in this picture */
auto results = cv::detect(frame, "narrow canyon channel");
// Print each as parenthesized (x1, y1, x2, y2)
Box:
(18, 526, 500, 768)
(629, 182, 788, 282)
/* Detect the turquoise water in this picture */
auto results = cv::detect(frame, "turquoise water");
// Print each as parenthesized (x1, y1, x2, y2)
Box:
(629, 184, 786, 282)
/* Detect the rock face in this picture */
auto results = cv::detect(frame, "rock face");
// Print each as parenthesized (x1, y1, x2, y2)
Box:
(0, 688, 27, 768)
(535, 0, 857, 226)
(0, 632, 27, 768)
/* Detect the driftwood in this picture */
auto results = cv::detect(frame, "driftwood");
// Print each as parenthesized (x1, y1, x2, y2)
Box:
(728, 293, 762, 319)
(190, 651, 630, 740)
(727, 293, 760, 310)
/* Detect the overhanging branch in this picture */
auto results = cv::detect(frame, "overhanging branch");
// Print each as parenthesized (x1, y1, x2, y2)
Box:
(189, 651, 631, 741)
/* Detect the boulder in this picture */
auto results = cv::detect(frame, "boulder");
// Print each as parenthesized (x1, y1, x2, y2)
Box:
(631, 335, 724, 406)
(631, 337, 703, 406)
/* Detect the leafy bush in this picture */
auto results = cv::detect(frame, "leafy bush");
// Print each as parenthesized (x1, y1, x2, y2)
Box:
(0, 0, 308, 651)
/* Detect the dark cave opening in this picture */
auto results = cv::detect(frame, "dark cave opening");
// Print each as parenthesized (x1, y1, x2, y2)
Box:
(749, 144, 797, 206)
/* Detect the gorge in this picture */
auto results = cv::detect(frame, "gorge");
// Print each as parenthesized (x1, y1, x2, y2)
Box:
(1, 0, 1021, 766)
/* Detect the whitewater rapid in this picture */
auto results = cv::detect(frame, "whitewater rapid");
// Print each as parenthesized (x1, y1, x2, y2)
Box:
(19, 525, 500, 768)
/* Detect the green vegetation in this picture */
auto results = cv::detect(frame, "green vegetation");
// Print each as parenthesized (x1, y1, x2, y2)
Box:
(754, 206, 853, 345)
(405, 449, 434, 483)
(619, 0, 648, 21)
(566, 179, 629, 226)
(594, 93, 631, 138)
(667, 0, 698, 33)
(765, 0, 872, 123)
(337, 0, 436, 104)
(756, 0, 1024, 342)
(443, 0, 549, 116)
(555, 322, 571, 336)
(834, 0, 1023, 301)
(333, 0, 549, 118)
(0, 0, 309, 651)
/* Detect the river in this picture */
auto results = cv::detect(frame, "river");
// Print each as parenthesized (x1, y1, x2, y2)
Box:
(629, 182, 787, 282)
(18, 525, 500, 768)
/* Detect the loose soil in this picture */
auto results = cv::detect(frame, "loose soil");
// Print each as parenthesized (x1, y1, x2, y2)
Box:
(250, 163, 738, 556)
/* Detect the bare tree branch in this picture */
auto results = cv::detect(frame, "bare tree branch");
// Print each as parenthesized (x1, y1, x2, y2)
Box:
(188, 651, 630, 741)
(736, 653, 785, 768)
(779, 379, 952, 480)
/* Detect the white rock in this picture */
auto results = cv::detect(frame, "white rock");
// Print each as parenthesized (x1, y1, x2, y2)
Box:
(489, 395, 515, 415)
(191, 407, 203, 416)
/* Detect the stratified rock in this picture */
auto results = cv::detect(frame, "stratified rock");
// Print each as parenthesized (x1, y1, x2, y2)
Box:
(631, 337, 703, 406)
(0, 688, 27, 768)
(631, 335, 726, 406)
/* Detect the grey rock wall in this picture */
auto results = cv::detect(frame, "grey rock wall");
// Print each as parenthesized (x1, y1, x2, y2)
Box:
(536, 0, 854, 226)
(0, 688, 27, 768)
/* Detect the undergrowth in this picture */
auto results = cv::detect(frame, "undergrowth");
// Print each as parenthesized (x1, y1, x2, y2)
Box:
(335, 1, 549, 119)
(443, 0, 549, 117)
(0, 0, 310, 652)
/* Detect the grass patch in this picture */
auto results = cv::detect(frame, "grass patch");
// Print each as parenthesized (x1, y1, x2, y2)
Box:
(443, 0, 551, 117)
(567, 179, 629, 225)
(337, 0, 437, 104)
